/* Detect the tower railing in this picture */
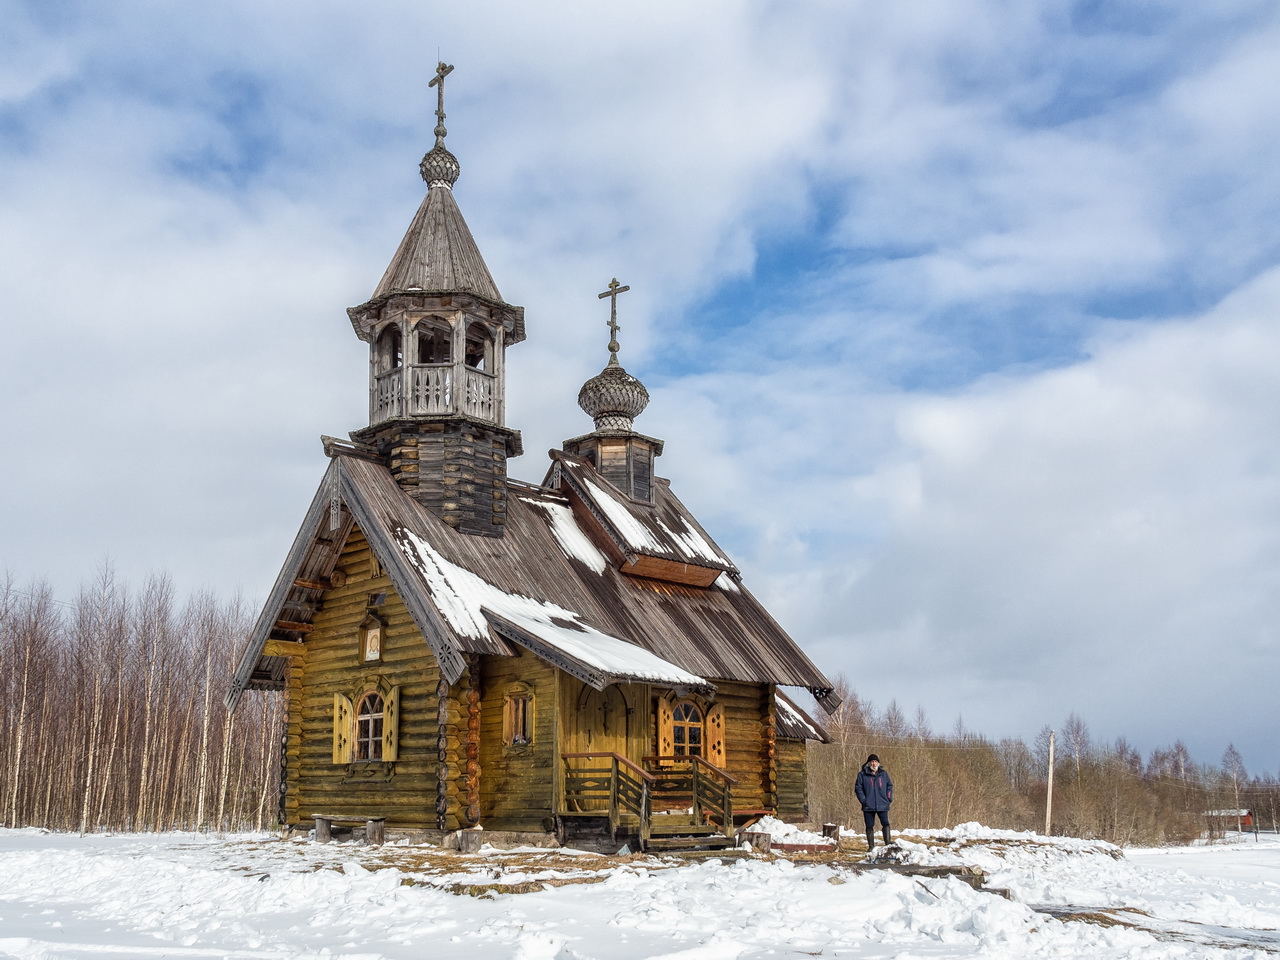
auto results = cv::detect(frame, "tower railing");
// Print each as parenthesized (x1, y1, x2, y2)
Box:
(408, 364, 453, 414)
(463, 368, 496, 421)
(372, 365, 496, 423)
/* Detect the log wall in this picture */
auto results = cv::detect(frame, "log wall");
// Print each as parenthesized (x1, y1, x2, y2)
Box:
(477, 653, 560, 830)
(285, 525, 446, 828)
(775, 738, 810, 822)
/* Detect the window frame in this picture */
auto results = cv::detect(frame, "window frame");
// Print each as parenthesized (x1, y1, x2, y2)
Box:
(503, 682, 535, 748)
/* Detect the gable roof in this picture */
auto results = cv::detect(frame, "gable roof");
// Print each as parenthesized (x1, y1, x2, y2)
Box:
(550, 451, 738, 581)
(775, 689, 832, 743)
(371, 184, 501, 302)
(227, 453, 839, 712)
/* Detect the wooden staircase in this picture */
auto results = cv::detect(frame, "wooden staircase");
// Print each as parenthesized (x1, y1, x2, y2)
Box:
(560, 752, 739, 853)
(646, 813, 736, 853)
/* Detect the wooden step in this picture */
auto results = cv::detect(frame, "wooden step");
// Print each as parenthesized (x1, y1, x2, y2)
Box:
(646, 835, 737, 851)
(648, 823, 724, 837)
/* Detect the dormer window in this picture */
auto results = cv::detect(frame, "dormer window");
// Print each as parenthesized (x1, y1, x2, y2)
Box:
(417, 320, 452, 364)
(377, 325, 403, 372)
(465, 322, 491, 371)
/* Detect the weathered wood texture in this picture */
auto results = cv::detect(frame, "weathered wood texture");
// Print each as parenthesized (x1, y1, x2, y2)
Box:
(775, 737, 809, 822)
(352, 419, 519, 538)
(476, 653, 559, 831)
(286, 524, 446, 829)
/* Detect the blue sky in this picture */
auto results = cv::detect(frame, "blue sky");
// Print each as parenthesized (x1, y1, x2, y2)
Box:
(3, 0, 1280, 774)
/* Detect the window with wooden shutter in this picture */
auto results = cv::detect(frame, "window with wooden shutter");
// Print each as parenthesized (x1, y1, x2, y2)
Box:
(656, 696, 675, 766)
(707, 703, 726, 769)
(332, 693, 354, 764)
(381, 685, 400, 761)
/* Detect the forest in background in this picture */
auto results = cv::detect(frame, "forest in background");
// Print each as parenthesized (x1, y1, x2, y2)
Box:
(1, 574, 280, 832)
(2, 573, 1275, 844)
(808, 683, 1276, 846)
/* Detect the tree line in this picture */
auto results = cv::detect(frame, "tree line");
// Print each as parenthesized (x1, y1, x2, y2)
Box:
(808, 682, 1278, 846)
(2, 572, 1273, 845)
(0, 572, 280, 832)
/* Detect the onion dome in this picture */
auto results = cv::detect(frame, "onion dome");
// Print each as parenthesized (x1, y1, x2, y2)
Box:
(578, 357, 650, 431)
(420, 142, 460, 188)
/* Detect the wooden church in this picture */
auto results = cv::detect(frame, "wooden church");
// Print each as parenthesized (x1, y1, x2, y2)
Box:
(226, 65, 838, 851)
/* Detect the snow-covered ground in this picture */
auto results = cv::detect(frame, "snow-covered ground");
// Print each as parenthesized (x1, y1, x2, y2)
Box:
(3, 825, 1280, 959)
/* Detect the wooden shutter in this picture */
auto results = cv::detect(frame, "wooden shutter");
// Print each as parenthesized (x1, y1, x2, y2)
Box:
(382, 685, 400, 762)
(706, 703, 726, 769)
(332, 693, 354, 764)
(657, 696, 674, 767)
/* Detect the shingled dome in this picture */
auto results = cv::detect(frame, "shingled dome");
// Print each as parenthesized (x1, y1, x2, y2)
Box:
(578, 359, 650, 431)
(419, 142, 460, 188)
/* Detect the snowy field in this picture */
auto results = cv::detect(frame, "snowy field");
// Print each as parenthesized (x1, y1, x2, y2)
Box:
(3, 825, 1280, 959)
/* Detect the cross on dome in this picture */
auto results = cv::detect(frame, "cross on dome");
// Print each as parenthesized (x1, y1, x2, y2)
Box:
(420, 61, 461, 188)
(429, 61, 454, 145)
(597, 277, 631, 365)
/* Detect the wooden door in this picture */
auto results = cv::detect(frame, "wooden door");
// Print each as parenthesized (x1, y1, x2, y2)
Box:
(562, 681, 630, 812)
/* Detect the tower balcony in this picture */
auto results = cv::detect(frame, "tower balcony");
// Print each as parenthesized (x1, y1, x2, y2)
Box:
(372, 363, 498, 424)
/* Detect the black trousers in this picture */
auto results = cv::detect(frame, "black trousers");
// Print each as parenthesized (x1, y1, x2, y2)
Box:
(863, 809, 890, 830)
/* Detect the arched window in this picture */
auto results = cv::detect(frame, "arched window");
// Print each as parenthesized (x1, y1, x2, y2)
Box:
(464, 322, 491, 371)
(377, 325, 402, 372)
(416, 320, 451, 364)
(672, 701, 704, 757)
(355, 692, 384, 761)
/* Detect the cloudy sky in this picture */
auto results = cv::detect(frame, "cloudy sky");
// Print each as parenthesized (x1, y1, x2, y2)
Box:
(3, 1, 1279, 773)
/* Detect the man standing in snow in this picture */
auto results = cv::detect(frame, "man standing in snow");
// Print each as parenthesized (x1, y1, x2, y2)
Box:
(855, 754, 893, 852)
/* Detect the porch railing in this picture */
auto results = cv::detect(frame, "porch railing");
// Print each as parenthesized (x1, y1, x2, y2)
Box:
(561, 752, 654, 845)
(643, 755, 738, 837)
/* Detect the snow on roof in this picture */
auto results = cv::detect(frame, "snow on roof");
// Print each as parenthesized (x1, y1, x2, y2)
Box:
(654, 513, 733, 566)
(775, 689, 829, 741)
(395, 526, 705, 687)
(519, 497, 608, 574)
(578, 474, 664, 553)
(713, 572, 740, 592)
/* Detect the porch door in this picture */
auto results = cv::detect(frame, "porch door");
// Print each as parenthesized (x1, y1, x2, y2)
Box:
(571, 683, 629, 756)
(564, 682, 630, 812)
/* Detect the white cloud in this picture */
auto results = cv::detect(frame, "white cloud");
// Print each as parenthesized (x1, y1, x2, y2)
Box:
(2, 0, 1280, 771)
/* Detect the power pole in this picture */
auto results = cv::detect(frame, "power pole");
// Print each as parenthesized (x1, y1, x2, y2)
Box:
(1045, 729, 1055, 836)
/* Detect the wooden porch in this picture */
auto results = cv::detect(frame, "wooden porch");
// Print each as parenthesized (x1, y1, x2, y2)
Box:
(559, 752, 740, 852)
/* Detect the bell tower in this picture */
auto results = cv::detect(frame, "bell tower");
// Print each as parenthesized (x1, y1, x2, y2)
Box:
(346, 63, 524, 536)
(563, 279, 663, 501)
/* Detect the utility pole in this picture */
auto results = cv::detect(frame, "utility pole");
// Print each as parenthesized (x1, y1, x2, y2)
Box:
(1045, 729, 1055, 836)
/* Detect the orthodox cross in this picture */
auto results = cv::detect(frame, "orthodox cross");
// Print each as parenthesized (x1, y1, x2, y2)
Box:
(429, 61, 455, 144)
(597, 277, 631, 364)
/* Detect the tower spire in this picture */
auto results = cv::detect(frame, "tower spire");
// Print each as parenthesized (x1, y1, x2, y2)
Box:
(420, 61, 461, 188)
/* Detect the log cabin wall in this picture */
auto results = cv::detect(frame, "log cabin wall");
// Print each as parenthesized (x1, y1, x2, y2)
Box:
(285, 524, 443, 828)
(477, 653, 559, 831)
(775, 738, 809, 822)
(713, 680, 776, 812)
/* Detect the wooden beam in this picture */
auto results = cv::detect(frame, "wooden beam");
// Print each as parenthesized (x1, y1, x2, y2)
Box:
(275, 620, 314, 634)
(293, 577, 331, 591)
(264, 639, 307, 658)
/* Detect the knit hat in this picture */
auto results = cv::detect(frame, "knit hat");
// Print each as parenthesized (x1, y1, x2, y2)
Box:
(867, 754, 880, 763)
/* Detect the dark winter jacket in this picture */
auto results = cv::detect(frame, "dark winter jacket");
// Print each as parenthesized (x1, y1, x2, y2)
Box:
(855, 763, 893, 812)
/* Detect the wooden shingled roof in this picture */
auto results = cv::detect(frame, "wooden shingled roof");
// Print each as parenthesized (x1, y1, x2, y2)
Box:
(370, 184, 501, 303)
(227, 452, 839, 712)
